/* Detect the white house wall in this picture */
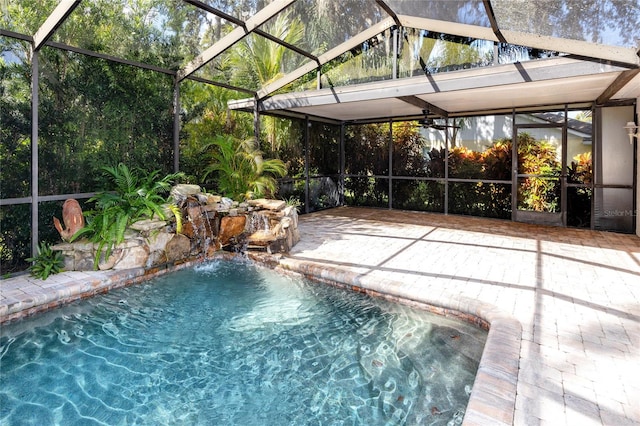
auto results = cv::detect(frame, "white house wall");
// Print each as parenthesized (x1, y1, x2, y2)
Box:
(596, 106, 635, 233)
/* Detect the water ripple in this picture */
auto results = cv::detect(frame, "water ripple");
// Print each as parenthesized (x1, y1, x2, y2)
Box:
(1, 260, 486, 425)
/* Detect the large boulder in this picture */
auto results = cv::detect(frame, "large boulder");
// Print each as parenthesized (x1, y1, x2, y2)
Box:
(96, 238, 149, 270)
(165, 233, 191, 262)
(170, 184, 203, 204)
(247, 198, 286, 211)
(217, 215, 247, 248)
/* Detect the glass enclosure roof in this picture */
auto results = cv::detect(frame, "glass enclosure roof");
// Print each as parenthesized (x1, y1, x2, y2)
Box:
(1, 0, 638, 118)
(50, 0, 234, 69)
(386, 0, 491, 26)
(259, 0, 388, 56)
(491, 0, 640, 48)
(196, 0, 264, 20)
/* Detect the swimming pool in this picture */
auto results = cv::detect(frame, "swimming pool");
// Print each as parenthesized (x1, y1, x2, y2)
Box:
(0, 259, 487, 425)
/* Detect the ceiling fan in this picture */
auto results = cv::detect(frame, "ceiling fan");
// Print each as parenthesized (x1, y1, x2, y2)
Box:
(419, 116, 460, 131)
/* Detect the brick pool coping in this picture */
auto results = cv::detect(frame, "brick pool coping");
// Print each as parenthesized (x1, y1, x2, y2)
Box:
(0, 261, 197, 324)
(1, 251, 519, 426)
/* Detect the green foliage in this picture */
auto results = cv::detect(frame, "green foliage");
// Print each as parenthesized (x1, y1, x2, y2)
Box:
(566, 152, 593, 227)
(392, 180, 445, 213)
(1, 201, 65, 275)
(448, 146, 483, 178)
(202, 135, 287, 201)
(180, 80, 255, 182)
(344, 176, 389, 208)
(2, 38, 175, 198)
(25, 242, 64, 280)
(345, 126, 563, 218)
(0, 53, 31, 200)
(516, 133, 561, 212)
(283, 196, 303, 213)
(343, 123, 391, 205)
(391, 121, 430, 177)
(482, 139, 512, 180)
(72, 163, 183, 267)
(568, 152, 592, 184)
(446, 134, 561, 214)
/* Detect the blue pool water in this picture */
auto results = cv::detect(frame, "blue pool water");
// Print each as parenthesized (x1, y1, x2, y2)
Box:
(0, 260, 486, 425)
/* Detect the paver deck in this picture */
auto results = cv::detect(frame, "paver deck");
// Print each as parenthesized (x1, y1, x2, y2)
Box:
(283, 207, 640, 426)
(2, 206, 639, 425)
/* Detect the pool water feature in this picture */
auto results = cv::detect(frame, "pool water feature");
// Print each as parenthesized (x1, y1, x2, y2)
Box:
(0, 260, 487, 425)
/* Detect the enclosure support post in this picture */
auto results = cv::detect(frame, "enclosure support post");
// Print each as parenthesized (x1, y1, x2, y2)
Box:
(444, 117, 449, 214)
(173, 77, 180, 173)
(511, 109, 517, 221)
(590, 103, 597, 230)
(388, 119, 393, 209)
(340, 122, 345, 206)
(392, 27, 398, 80)
(30, 49, 39, 257)
(561, 105, 568, 227)
(304, 116, 310, 214)
(253, 96, 261, 147)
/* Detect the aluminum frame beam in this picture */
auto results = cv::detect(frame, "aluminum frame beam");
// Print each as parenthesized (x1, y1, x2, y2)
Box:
(185, 0, 318, 62)
(231, 57, 628, 115)
(596, 69, 640, 105)
(502, 29, 639, 66)
(33, 0, 81, 51)
(177, 0, 297, 82)
(397, 15, 638, 67)
(256, 17, 396, 99)
(482, 0, 507, 43)
(397, 96, 448, 118)
(375, 0, 402, 28)
(397, 15, 498, 42)
(30, 50, 39, 257)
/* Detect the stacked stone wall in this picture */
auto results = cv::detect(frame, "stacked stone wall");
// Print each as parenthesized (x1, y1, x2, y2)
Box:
(52, 185, 299, 271)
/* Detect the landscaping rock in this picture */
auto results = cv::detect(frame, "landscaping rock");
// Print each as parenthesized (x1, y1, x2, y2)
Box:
(146, 232, 174, 253)
(111, 243, 150, 270)
(130, 219, 167, 232)
(52, 191, 301, 272)
(217, 216, 247, 248)
(165, 233, 191, 262)
(170, 184, 202, 201)
(247, 198, 286, 211)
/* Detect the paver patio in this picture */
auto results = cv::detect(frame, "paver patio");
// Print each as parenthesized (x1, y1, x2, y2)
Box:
(1, 206, 639, 425)
(283, 207, 640, 426)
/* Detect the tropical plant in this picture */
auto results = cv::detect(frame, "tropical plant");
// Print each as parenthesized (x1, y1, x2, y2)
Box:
(448, 146, 483, 178)
(72, 163, 183, 267)
(229, 10, 305, 152)
(26, 242, 65, 280)
(284, 196, 303, 213)
(516, 134, 561, 212)
(202, 135, 287, 201)
(568, 151, 592, 184)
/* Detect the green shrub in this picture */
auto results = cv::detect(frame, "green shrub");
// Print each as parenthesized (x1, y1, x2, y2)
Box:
(202, 135, 287, 200)
(26, 242, 64, 280)
(72, 163, 183, 268)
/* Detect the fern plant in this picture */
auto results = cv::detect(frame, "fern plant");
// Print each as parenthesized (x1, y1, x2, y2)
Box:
(26, 242, 65, 280)
(72, 163, 183, 268)
(202, 135, 287, 200)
